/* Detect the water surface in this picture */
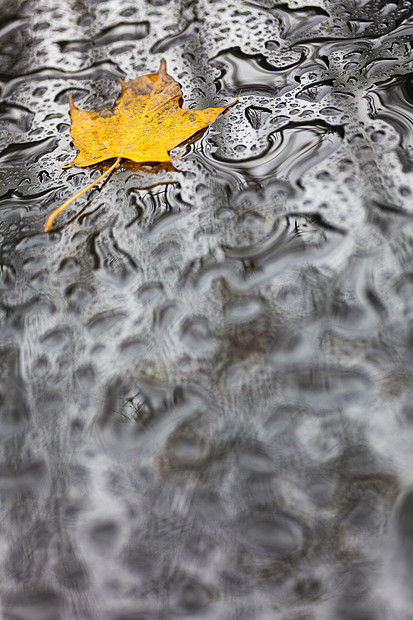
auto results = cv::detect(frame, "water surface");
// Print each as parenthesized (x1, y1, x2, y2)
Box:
(1, 0, 413, 618)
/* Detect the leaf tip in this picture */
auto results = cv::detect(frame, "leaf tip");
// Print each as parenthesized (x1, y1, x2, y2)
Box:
(69, 94, 78, 112)
(158, 58, 167, 77)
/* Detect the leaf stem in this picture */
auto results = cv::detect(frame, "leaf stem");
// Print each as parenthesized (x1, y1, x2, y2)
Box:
(44, 156, 122, 232)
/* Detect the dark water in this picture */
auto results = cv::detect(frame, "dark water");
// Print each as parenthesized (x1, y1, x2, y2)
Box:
(1, 0, 413, 618)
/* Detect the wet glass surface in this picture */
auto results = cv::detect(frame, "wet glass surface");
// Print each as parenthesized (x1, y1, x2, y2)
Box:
(0, 0, 413, 618)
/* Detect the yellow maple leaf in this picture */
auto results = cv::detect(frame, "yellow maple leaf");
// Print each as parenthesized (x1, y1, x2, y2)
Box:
(45, 58, 234, 232)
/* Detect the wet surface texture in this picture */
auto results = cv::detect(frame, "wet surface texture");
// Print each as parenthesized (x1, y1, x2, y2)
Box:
(1, 0, 413, 618)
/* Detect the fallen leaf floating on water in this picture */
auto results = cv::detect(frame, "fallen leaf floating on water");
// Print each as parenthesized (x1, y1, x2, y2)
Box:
(45, 58, 235, 232)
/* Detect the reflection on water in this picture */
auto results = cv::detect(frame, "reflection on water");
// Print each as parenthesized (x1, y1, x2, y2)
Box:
(0, 0, 413, 618)
(367, 74, 413, 152)
(210, 120, 344, 190)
